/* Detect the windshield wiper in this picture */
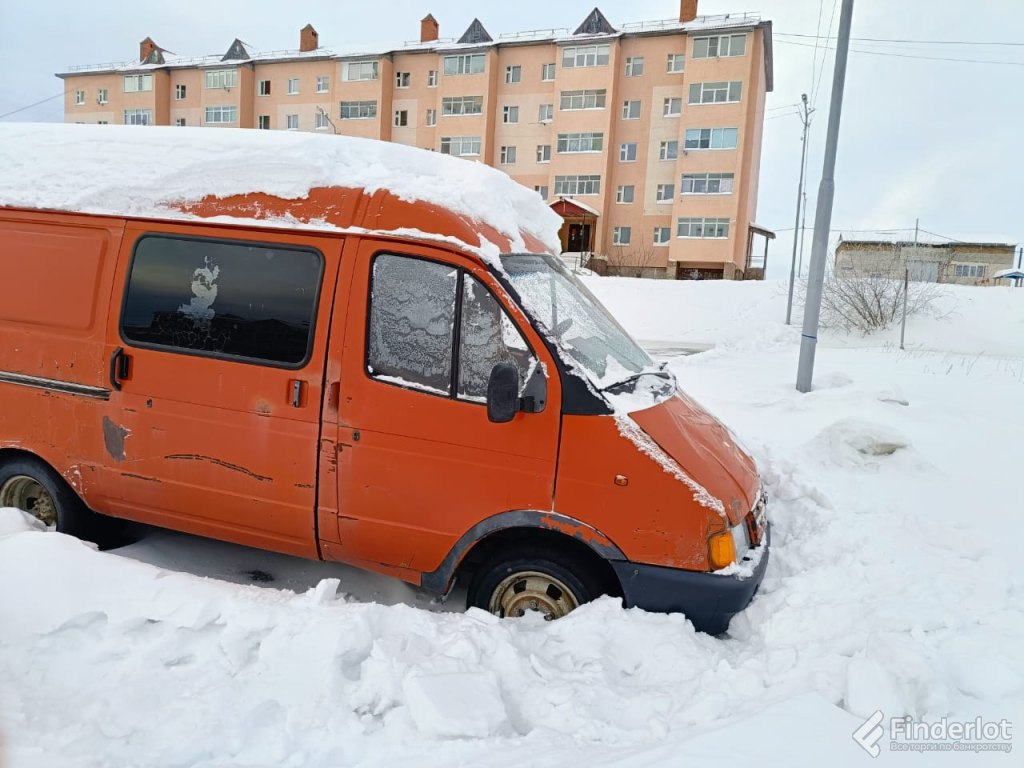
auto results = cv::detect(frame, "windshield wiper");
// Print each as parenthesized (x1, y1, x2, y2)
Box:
(599, 362, 675, 394)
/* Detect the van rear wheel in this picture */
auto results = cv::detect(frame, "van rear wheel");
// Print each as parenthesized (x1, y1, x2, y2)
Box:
(466, 545, 605, 620)
(0, 456, 119, 547)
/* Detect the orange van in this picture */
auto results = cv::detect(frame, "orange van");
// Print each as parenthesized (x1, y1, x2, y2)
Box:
(0, 125, 768, 634)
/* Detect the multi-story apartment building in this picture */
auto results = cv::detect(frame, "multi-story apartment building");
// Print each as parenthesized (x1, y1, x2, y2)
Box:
(58, 1, 773, 279)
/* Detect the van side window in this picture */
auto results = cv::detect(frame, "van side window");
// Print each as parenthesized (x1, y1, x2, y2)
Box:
(458, 276, 536, 402)
(367, 254, 457, 394)
(121, 235, 322, 367)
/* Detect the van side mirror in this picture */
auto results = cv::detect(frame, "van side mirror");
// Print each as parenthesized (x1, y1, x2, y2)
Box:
(487, 363, 519, 423)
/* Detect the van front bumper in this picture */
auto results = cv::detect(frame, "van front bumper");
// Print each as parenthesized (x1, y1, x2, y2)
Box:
(609, 526, 770, 635)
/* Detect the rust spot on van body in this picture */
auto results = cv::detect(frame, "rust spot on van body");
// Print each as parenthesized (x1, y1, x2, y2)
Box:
(102, 416, 128, 462)
(164, 454, 272, 483)
(538, 513, 618, 555)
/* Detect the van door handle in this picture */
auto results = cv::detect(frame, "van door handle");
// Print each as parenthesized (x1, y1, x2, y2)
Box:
(290, 379, 305, 408)
(109, 347, 131, 391)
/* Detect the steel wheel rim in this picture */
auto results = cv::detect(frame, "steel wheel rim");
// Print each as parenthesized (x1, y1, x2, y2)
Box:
(0, 475, 57, 527)
(488, 570, 580, 620)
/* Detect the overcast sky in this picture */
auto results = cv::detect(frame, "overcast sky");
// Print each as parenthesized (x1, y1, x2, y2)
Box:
(2, 0, 1022, 277)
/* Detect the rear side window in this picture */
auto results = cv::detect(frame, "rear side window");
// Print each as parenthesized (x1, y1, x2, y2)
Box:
(121, 235, 322, 366)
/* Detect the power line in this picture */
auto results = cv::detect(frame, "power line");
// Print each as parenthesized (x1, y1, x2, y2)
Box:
(809, 0, 825, 111)
(0, 92, 64, 120)
(811, 0, 840, 108)
(777, 38, 1024, 66)
(776, 31, 1024, 47)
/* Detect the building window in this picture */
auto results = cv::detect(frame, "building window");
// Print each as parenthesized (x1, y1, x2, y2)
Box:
(345, 60, 379, 81)
(123, 108, 153, 125)
(97, 88, 108, 104)
(500, 146, 517, 164)
(123, 235, 322, 367)
(123, 74, 153, 93)
(616, 185, 635, 204)
(541, 63, 556, 81)
(426, 108, 437, 126)
(663, 97, 682, 117)
(440, 136, 481, 156)
(659, 140, 679, 160)
(204, 69, 237, 89)
(622, 100, 641, 119)
(444, 54, 486, 76)
(259, 80, 271, 96)
(502, 105, 519, 123)
(286, 114, 299, 130)
(560, 89, 606, 110)
(173, 84, 186, 100)
(619, 143, 637, 162)
(396, 71, 411, 88)
(693, 34, 747, 59)
(667, 53, 686, 72)
(684, 127, 738, 150)
(656, 184, 675, 202)
(613, 227, 631, 246)
(954, 264, 986, 278)
(74, 90, 85, 105)
(681, 172, 735, 194)
(553, 175, 601, 196)
(258, 115, 270, 129)
(538, 103, 553, 122)
(315, 111, 330, 130)
(625, 56, 644, 77)
(653, 227, 671, 245)
(428, 70, 438, 87)
(394, 110, 409, 127)
(505, 65, 521, 84)
(556, 132, 603, 153)
(174, 118, 186, 127)
(97, 121, 109, 125)
(441, 95, 483, 115)
(677, 217, 730, 238)
(689, 81, 742, 104)
(561, 44, 610, 68)
(287, 78, 300, 95)
(536, 144, 552, 163)
(340, 100, 377, 119)
(534, 185, 549, 200)
(205, 106, 237, 124)
(316, 75, 330, 93)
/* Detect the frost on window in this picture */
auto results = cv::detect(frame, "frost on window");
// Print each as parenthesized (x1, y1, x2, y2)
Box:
(368, 254, 457, 394)
(457, 277, 535, 402)
(122, 236, 321, 365)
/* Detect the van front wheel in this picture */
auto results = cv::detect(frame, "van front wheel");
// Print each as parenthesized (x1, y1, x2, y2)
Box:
(466, 546, 604, 620)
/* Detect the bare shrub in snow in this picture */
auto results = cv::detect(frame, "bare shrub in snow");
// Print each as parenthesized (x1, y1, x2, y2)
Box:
(818, 247, 948, 333)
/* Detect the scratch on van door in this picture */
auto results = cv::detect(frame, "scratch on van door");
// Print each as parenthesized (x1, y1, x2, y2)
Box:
(164, 454, 272, 483)
(102, 417, 129, 463)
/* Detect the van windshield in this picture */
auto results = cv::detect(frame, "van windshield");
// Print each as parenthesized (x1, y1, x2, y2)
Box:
(500, 254, 661, 390)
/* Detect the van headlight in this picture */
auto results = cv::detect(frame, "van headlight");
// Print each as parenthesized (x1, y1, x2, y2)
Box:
(731, 522, 751, 562)
(709, 523, 751, 569)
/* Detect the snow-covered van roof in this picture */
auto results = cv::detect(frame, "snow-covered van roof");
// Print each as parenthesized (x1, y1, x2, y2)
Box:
(0, 124, 563, 258)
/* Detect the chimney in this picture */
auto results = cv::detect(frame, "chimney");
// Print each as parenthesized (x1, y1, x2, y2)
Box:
(299, 24, 319, 52)
(139, 37, 159, 62)
(679, 0, 698, 22)
(420, 14, 439, 43)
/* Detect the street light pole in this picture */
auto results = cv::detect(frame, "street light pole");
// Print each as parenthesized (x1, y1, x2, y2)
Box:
(785, 93, 812, 325)
(796, 0, 855, 393)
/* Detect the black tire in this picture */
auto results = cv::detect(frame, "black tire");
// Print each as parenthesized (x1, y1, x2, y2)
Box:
(466, 544, 607, 620)
(0, 456, 123, 548)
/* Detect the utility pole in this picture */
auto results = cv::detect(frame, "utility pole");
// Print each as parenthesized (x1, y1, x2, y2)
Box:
(900, 219, 918, 350)
(798, 189, 809, 277)
(796, 0, 854, 393)
(785, 94, 813, 325)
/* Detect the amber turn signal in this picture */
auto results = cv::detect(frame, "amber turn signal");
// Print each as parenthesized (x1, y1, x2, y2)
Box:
(614, 474, 629, 486)
(708, 530, 737, 570)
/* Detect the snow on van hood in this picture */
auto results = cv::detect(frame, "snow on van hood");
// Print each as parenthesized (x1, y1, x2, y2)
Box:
(0, 123, 563, 255)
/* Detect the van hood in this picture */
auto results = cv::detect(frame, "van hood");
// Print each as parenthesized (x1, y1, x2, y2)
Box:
(628, 392, 759, 526)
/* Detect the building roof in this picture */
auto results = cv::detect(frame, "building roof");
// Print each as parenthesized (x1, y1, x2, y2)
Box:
(0, 123, 562, 257)
(836, 238, 1017, 252)
(56, 9, 772, 89)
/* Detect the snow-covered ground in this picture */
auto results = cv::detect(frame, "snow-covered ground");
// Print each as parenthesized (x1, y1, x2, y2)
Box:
(2, 279, 1023, 766)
